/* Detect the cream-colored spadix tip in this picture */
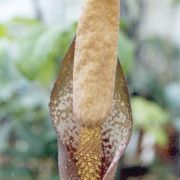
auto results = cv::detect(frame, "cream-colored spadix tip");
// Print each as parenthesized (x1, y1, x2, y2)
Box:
(73, 0, 119, 128)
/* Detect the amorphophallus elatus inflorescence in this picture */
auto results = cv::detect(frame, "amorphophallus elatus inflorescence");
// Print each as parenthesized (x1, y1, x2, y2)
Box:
(49, 0, 133, 179)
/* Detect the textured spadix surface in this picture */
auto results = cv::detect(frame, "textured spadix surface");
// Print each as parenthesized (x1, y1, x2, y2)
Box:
(49, 39, 132, 180)
(73, 0, 119, 127)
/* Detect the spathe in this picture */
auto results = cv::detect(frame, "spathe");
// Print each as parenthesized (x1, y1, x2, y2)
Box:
(49, 38, 133, 180)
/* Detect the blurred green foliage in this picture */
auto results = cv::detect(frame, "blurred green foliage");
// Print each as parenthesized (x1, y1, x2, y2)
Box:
(0, 18, 75, 179)
(118, 32, 134, 74)
(131, 97, 169, 145)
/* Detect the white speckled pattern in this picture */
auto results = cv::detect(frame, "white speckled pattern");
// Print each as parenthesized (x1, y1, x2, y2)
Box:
(49, 39, 132, 180)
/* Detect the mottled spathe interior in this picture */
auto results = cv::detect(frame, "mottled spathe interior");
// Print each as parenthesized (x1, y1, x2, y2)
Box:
(49, 39, 132, 180)
(49, 0, 132, 179)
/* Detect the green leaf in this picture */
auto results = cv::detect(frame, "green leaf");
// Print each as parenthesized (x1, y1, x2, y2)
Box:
(131, 97, 169, 145)
(0, 122, 13, 152)
(150, 128, 168, 146)
(118, 32, 135, 75)
(15, 25, 75, 85)
(10, 17, 40, 26)
(0, 24, 7, 37)
(0, 167, 32, 180)
(131, 97, 169, 129)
